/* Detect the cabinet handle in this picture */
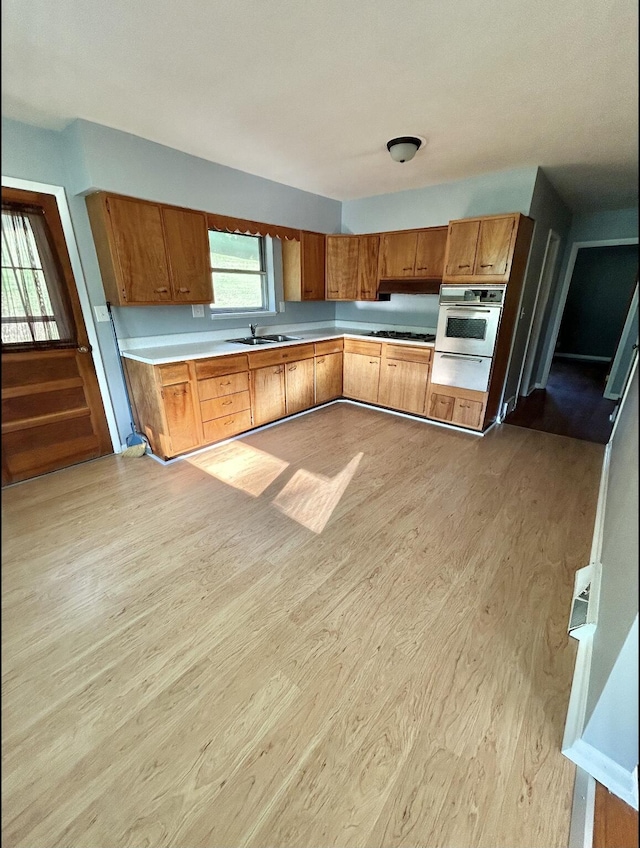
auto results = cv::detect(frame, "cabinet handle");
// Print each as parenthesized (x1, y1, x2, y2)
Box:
(222, 380, 232, 385)
(178, 287, 191, 293)
(275, 368, 283, 374)
(317, 357, 325, 363)
(457, 264, 470, 269)
(387, 363, 397, 367)
(369, 360, 377, 364)
(222, 400, 232, 406)
(224, 419, 235, 426)
(289, 365, 297, 371)
(416, 266, 428, 271)
(480, 264, 493, 268)
(304, 289, 313, 293)
(402, 266, 413, 271)
(155, 287, 169, 293)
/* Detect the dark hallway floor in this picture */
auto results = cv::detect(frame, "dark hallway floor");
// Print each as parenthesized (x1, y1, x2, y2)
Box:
(505, 357, 617, 444)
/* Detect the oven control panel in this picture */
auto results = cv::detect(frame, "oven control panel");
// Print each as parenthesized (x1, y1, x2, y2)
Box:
(439, 285, 506, 306)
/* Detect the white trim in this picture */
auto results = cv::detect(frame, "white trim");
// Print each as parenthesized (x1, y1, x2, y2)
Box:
(538, 237, 638, 389)
(568, 767, 596, 848)
(604, 285, 638, 399)
(589, 442, 612, 566)
(2, 175, 121, 453)
(608, 355, 637, 444)
(564, 739, 639, 810)
(518, 229, 561, 397)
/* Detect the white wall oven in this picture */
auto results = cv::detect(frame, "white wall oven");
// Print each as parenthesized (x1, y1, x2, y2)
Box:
(432, 285, 506, 392)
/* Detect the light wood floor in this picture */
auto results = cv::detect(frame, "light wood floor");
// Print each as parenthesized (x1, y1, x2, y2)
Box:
(2, 403, 604, 848)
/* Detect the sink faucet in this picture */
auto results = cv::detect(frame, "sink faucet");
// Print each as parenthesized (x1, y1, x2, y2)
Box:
(250, 323, 257, 338)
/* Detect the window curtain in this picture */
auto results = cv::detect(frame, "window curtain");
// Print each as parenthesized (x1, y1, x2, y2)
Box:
(1, 203, 75, 347)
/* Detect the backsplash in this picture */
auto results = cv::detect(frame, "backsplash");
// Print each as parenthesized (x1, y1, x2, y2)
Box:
(335, 293, 440, 331)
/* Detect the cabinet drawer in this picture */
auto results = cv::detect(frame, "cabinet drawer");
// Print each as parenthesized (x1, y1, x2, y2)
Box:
(195, 354, 249, 380)
(343, 338, 382, 357)
(315, 338, 344, 356)
(200, 390, 251, 423)
(383, 344, 432, 364)
(198, 371, 249, 401)
(158, 362, 190, 386)
(202, 409, 252, 443)
(248, 343, 314, 369)
(453, 397, 484, 429)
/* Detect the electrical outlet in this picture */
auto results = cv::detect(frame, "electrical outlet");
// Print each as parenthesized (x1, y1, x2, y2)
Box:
(93, 305, 110, 323)
(279, 302, 286, 312)
(192, 304, 205, 318)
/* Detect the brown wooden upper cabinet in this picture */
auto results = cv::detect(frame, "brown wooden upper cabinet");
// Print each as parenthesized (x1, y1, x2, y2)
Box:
(85, 192, 213, 306)
(326, 234, 380, 301)
(443, 214, 519, 283)
(378, 227, 447, 279)
(282, 231, 326, 301)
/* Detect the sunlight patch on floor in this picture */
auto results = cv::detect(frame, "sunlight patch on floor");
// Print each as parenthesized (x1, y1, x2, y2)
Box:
(271, 453, 363, 534)
(187, 442, 289, 496)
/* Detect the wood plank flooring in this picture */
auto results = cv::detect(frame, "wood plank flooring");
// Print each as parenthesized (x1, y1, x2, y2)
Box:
(505, 357, 616, 444)
(1, 403, 604, 847)
(594, 782, 639, 848)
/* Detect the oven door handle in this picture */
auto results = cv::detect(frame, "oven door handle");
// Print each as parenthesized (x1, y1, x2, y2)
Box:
(443, 307, 494, 313)
(440, 353, 486, 363)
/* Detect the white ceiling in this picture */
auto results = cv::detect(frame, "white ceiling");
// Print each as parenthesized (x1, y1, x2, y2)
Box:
(2, 0, 638, 211)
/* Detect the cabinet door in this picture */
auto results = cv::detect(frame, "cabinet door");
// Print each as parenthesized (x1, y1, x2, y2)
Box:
(474, 216, 515, 277)
(427, 391, 455, 422)
(343, 352, 380, 403)
(378, 232, 418, 277)
(162, 207, 212, 303)
(414, 228, 447, 277)
(452, 397, 484, 429)
(301, 232, 326, 300)
(252, 365, 286, 426)
(162, 380, 200, 454)
(315, 352, 343, 403)
(444, 220, 480, 278)
(378, 359, 429, 414)
(285, 358, 315, 414)
(107, 196, 172, 303)
(357, 236, 380, 300)
(326, 236, 359, 300)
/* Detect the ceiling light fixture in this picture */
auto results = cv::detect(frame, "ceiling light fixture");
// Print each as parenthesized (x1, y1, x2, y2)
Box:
(386, 136, 423, 163)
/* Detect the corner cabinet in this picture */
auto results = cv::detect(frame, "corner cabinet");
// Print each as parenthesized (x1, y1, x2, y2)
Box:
(85, 192, 213, 306)
(282, 231, 326, 301)
(443, 213, 521, 283)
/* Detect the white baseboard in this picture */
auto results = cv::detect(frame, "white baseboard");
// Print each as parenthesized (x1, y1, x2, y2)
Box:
(554, 353, 612, 362)
(569, 767, 596, 848)
(564, 740, 639, 810)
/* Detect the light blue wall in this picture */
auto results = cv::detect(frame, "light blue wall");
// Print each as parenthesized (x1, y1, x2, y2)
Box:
(341, 166, 538, 233)
(1, 117, 66, 185)
(532, 206, 639, 383)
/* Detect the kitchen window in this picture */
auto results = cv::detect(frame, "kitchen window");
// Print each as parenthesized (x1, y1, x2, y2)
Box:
(209, 230, 275, 314)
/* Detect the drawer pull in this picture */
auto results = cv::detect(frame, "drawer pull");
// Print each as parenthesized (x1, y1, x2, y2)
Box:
(178, 287, 191, 293)
(387, 363, 397, 367)
(288, 365, 297, 371)
(224, 419, 235, 426)
(402, 266, 413, 271)
(369, 360, 377, 364)
(317, 357, 325, 363)
(458, 264, 470, 269)
(222, 380, 232, 386)
(155, 287, 169, 293)
(222, 400, 232, 406)
(480, 264, 493, 268)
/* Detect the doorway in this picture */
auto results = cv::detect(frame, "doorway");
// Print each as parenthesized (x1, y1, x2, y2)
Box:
(505, 242, 638, 443)
(1, 186, 113, 484)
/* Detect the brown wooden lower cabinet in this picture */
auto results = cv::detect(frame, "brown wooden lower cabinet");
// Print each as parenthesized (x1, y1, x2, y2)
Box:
(285, 358, 315, 414)
(426, 382, 487, 430)
(378, 345, 431, 414)
(251, 364, 286, 426)
(123, 358, 203, 460)
(123, 339, 490, 461)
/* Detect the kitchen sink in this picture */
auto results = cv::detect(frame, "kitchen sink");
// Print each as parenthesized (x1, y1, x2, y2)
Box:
(227, 334, 301, 345)
(258, 334, 301, 342)
(227, 336, 273, 345)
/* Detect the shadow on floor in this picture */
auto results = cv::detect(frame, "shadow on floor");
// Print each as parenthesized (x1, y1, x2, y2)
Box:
(505, 357, 616, 444)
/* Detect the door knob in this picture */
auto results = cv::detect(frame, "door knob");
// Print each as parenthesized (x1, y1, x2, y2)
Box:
(77, 345, 92, 353)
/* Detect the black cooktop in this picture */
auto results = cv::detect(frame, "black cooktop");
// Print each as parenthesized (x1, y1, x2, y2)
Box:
(367, 330, 436, 342)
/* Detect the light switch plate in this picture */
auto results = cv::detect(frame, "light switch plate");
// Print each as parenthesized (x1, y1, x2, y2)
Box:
(192, 304, 205, 318)
(93, 305, 110, 323)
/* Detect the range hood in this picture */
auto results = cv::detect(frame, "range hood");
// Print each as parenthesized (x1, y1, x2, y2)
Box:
(377, 278, 442, 297)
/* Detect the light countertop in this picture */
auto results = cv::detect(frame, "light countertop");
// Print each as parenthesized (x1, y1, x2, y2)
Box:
(120, 325, 436, 365)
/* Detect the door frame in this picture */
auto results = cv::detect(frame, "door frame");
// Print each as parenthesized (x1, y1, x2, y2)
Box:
(2, 175, 120, 452)
(516, 228, 561, 398)
(604, 283, 638, 400)
(536, 237, 639, 389)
